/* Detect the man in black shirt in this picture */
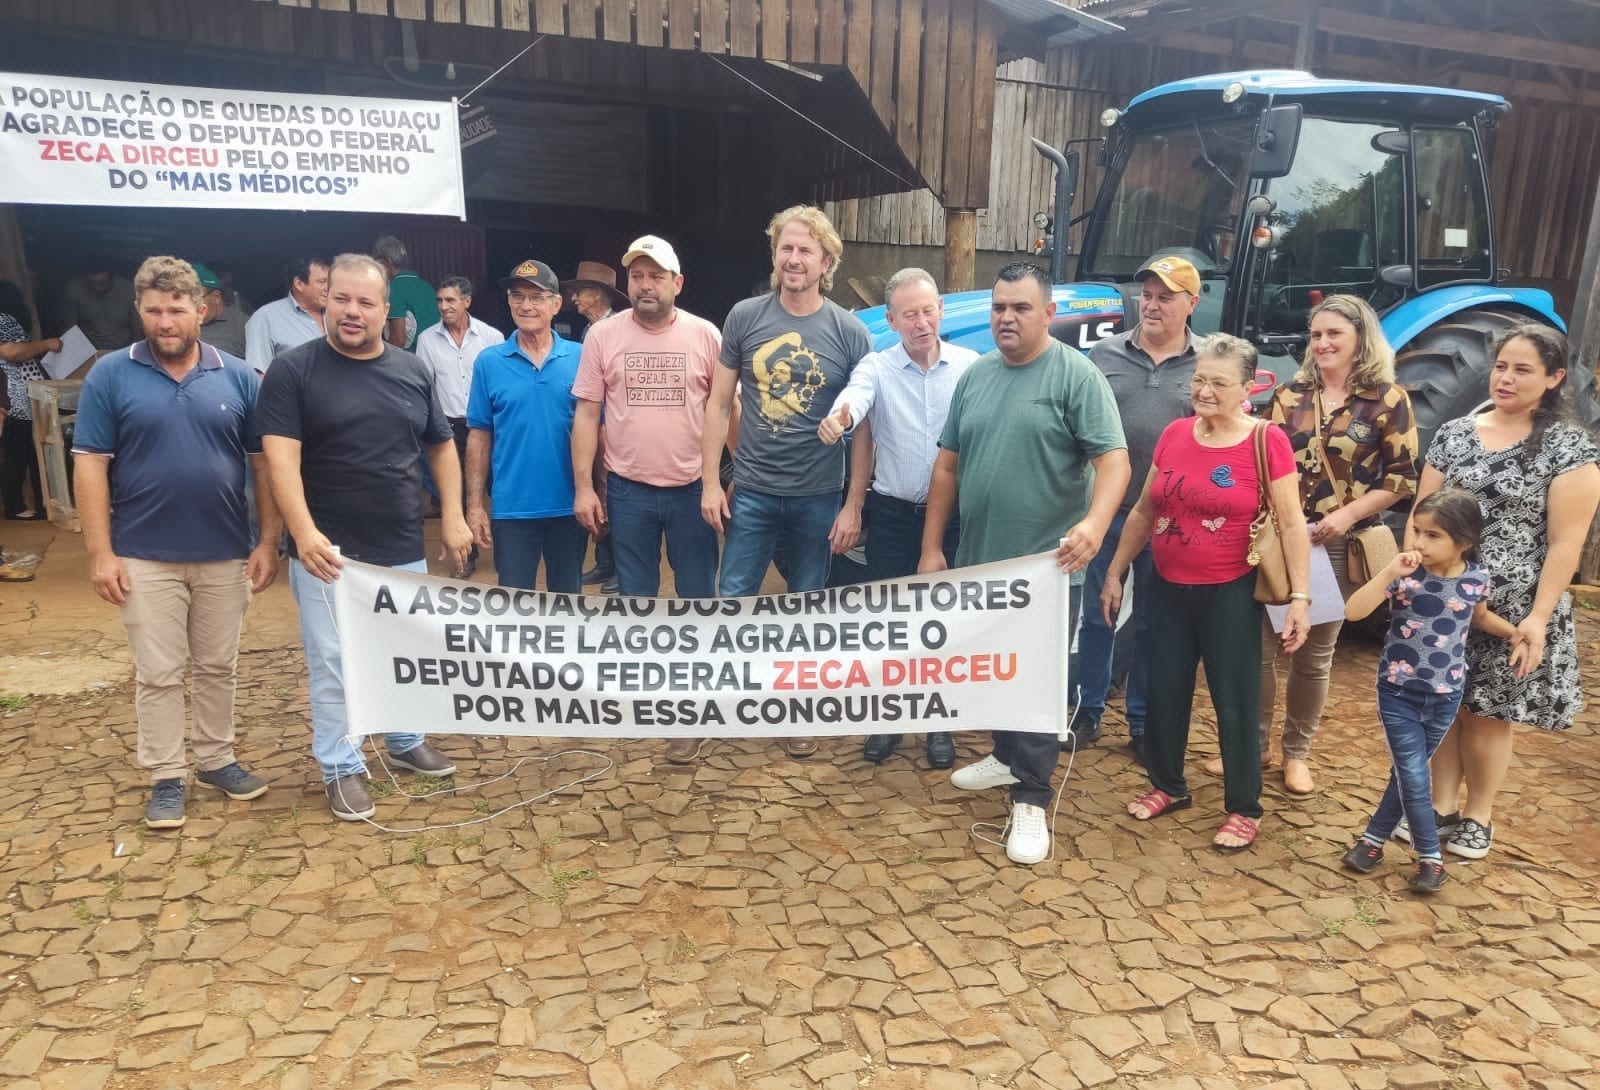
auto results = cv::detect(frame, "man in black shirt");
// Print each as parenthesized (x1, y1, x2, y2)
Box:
(260, 253, 473, 822)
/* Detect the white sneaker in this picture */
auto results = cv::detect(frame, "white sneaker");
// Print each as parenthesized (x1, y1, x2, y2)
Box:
(1006, 802, 1050, 864)
(950, 754, 1019, 791)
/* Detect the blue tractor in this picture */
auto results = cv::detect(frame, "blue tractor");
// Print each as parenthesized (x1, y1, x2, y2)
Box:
(858, 69, 1596, 445)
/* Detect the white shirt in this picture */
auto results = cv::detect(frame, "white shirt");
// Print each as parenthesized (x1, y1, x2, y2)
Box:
(416, 316, 505, 418)
(835, 339, 978, 503)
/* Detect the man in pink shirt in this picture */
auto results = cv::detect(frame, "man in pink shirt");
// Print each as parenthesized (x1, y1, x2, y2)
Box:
(571, 235, 723, 762)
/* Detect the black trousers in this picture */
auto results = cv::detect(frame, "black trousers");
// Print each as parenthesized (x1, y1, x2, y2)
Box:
(1144, 571, 1264, 820)
(993, 585, 1080, 807)
(1, 415, 40, 517)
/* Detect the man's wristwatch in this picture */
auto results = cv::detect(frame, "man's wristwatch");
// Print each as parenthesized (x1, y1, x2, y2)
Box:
(1288, 591, 1312, 603)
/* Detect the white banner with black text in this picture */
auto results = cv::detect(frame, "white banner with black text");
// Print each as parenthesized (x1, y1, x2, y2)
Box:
(333, 554, 1071, 740)
(0, 72, 465, 218)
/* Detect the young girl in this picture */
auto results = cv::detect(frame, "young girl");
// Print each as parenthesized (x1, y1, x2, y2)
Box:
(1339, 489, 1522, 893)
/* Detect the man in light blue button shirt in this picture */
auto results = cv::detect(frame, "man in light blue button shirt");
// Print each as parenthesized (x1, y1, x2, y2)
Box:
(818, 267, 977, 769)
(243, 257, 328, 375)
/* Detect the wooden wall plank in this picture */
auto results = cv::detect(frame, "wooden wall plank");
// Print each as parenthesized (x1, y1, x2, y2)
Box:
(603, 0, 632, 41)
(789, 0, 816, 63)
(462, 0, 496, 25)
(939, 0, 977, 209)
(534, 0, 564, 33)
(844, 0, 871, 88)
(355, 0, 388, 13)
(433, 0, 462, 20)
(816, 0, 844, 64)
(568, 0, 597, 37)
(667, 0, 695, 48)
(761, 0, 785, 58)
(917, 0, 949, 198)
(731, 0, 757, 55)
(636, 0, 663, 46)
(894, 0, 922, 180)
(501, 0, 531, 29)
(703, 0, 730, 53)
(964, 4, 996, 209)
(316, 0, 352, 11)
(392, 0, 425, 18)
(868, 0, 896, 128)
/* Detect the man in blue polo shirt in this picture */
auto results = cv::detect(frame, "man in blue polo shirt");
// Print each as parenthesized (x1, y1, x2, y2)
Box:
(465, 259, 586, 591)
(73, 256, 283, 831)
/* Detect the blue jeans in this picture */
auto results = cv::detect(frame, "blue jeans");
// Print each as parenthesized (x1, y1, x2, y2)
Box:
(865, 492, 957, 580)
(719, 487, 840, 596)
(290, 558, 426, 782)
(1077, 509, 1151, 736)
(492, 516, 587, 592)
(607, 473, 719, 598)
(1364, 681, 1463, 858)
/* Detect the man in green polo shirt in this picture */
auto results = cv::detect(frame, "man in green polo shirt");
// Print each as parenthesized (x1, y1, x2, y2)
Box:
(374, 235, 439, 351)
(919, 262, 1129, 865)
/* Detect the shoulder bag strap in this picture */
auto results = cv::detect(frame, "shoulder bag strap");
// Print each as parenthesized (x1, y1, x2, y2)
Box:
(1311, 386, 1354, 509)
(1252, 420, 1272, 516)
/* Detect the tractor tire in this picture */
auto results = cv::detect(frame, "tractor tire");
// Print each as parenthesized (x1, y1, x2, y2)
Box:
(1395, 307, 1600, 456)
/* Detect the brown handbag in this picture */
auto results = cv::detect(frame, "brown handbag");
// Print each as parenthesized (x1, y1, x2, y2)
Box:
(1247, 421, 1292, 605)
(1311, 390, 1398, 585)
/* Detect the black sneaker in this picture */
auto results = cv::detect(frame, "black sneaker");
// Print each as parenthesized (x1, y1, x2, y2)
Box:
(1064, 706, 1102, 749)
(1395, 809, 1460, 844)
(145, 779, 187, 830)
(1340, 839, 1384, 874)
(1445, 818, 1493, 860)
(196, 762, 268, 801)
(1409, 859, 1447, 893)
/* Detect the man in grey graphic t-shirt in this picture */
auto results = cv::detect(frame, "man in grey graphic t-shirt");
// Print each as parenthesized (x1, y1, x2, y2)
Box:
(701, 205, 872, 759)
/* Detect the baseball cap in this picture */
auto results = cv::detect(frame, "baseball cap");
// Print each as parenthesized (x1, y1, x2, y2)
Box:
(621, 235, 682, 275)
(1135, 255, 1201, 295)
(498, 259, 561, 294)
(190, 262, 222, 290)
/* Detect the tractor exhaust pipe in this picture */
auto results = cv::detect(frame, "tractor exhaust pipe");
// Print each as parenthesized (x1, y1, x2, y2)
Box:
(1031, 138, 1079, 283)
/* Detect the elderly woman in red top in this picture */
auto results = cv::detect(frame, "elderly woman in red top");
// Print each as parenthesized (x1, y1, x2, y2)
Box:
(1103, 334, 1310, 850)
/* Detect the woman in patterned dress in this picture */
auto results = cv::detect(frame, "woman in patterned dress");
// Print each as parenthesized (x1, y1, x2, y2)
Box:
(1416, 323, 1600, 859)
(1251, 295, 1420, 795)
(0, 281, 60, 520)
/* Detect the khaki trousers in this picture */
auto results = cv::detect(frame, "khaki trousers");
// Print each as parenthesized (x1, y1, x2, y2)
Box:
(119, 558, 252, 782)
(1259, 535, 1353, 761)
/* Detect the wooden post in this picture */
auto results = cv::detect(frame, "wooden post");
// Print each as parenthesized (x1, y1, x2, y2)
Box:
(1571, 173, 1600, 582)
(1293, 0, 1318, 70)
(945, 208, 977, 292)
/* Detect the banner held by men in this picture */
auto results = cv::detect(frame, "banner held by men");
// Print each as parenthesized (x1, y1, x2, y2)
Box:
(334, 553, 1070, 740)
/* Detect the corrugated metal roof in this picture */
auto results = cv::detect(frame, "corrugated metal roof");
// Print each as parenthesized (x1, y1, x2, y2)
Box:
(984, 0, 1123, 45)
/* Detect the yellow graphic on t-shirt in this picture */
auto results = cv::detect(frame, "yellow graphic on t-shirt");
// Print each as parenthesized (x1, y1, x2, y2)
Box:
(751, 331, 826, 431)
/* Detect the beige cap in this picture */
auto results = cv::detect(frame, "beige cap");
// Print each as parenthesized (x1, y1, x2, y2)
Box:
(621, 235, 682, 275)
(1135, 254, 1201, 295)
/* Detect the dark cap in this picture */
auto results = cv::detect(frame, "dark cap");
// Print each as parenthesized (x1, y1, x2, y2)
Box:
(190, 262, 222, 291)
(499, 259, 560, 294)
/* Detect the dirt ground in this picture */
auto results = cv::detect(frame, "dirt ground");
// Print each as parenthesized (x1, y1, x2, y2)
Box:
(2, 518, 1599, 1090)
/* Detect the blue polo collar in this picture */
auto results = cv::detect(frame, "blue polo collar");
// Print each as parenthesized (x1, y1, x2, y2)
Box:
(129, 340, 226, 372)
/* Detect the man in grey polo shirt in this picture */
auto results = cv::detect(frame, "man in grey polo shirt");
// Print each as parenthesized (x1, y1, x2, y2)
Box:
(73, 256, 282, 831)
(1078, 254, 1202, 764)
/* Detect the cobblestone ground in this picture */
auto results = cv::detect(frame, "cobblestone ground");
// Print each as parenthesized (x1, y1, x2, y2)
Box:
(2, 524, 1598, 1090)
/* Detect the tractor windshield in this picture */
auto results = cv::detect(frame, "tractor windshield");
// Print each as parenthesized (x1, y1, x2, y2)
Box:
(1081, 116, 1255, 281)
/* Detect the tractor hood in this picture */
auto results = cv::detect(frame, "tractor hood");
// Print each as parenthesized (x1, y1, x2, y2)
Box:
(856, 281, 1126, 356)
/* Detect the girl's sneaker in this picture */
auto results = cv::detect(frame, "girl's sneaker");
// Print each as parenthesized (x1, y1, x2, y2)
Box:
(1340, 839, 1384, 874)
(1445, 818, 1493, 859)
(1409, 859, 1447, 894)
(1394, 809, 1460, 844)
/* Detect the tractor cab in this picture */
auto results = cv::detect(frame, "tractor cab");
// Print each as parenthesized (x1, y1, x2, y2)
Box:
(1077, 70, 1506, 363)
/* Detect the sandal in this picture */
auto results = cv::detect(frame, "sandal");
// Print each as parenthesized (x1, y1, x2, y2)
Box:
(1212, 813, 1259, 852)
(1127, 788, 1192, 821)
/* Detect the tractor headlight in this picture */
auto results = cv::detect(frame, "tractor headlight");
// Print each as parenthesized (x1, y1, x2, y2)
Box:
(1222, 81, 1246, 104)
(1100, 108, 1121, 128)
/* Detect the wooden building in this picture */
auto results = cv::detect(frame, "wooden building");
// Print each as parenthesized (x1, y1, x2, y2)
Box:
(828, 0, 1600, 318)
(1, 0, 1048, 320)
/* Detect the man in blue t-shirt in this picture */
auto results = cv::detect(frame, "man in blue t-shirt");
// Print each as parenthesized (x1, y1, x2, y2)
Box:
(72, 256, 284, 831)
(464, 259, 587, 592)
(259, 254, 474, 823)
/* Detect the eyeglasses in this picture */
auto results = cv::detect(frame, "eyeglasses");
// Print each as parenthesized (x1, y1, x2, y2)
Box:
(510, 290, 559, 305)
(1189, 376, 1240, 392)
